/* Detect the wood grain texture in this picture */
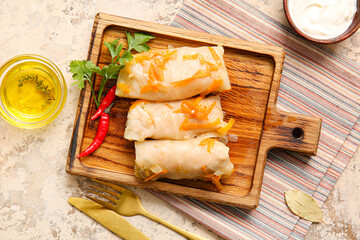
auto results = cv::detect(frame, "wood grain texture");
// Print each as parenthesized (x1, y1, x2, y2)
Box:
(66, 13, 322, 209)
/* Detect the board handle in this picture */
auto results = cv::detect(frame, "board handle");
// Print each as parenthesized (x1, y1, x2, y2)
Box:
(261, 109, 322, 155)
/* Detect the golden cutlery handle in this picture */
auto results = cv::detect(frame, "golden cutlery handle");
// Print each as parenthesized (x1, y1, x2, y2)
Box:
(142, 210, 207, 240)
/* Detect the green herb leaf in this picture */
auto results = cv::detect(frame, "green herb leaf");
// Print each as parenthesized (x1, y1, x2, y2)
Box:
(285, 190, 324, 223)
(98, 64, 123, 80)
(119, 51, 133, 65)
(69, 60, 99, 89)
(133, 32, 155, 48)
(104, 39, 123, 64)
(69, 60, 100, 107)
(134, 43, 150, 53)
(125, 31, 134, 46)
(126, 32, 155, 53)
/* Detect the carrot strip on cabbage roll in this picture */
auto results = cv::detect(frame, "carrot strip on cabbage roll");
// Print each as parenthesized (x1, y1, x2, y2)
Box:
(116, 46, 231, 101)
(134, 136, 233, 189)
(124, 95, 229, 141)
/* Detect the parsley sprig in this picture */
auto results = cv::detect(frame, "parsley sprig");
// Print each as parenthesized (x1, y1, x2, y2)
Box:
(70, 31, 155, 108)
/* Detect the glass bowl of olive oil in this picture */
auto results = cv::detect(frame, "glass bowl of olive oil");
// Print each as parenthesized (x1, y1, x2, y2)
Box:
(0, 54, 67, 129)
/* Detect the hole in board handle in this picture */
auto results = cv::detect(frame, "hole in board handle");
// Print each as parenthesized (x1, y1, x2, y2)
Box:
(292, 127, 304, 140)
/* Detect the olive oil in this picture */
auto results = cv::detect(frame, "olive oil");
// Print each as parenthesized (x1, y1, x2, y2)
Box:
(0, 59, 62, 125)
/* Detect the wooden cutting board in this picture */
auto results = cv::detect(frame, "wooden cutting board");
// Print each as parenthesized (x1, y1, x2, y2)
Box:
(66, 13, 322, 209)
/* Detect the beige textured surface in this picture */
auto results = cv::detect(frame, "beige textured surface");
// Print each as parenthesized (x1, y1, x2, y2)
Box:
(0, 0, 359, 239)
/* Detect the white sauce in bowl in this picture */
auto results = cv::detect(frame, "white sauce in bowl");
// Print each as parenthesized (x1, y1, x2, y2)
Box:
(288, 0, 357, 39)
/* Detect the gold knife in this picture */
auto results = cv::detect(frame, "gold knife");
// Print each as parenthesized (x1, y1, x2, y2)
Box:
(68, 197, 150, 240)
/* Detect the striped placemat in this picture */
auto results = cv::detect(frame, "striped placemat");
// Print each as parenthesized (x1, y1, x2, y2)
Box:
(151, 0, 360, 239)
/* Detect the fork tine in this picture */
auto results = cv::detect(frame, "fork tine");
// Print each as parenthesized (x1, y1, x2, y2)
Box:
(85, 195, 115, 210)
(93, 179, 125, 193)
(90, 185, 119, 198)
(88, 189, 117, 204)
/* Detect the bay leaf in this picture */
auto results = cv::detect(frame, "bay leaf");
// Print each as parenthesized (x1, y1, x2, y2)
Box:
(284, 190, 324, 223)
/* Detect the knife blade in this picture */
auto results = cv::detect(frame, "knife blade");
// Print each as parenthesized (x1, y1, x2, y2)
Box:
(68, 197, 150, 240)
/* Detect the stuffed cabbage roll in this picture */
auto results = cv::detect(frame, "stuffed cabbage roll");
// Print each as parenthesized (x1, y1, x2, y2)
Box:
(116, 46, 231, 101)
(124, 95, 233, 141)
(134, 136, 233, 190)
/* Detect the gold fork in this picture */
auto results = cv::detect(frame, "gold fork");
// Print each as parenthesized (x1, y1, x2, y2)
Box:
(86, 179, 207, 240)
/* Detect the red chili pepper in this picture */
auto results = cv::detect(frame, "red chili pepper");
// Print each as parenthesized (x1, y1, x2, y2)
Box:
(77, 103, 114, 158)
(91, 85, 117, 121)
